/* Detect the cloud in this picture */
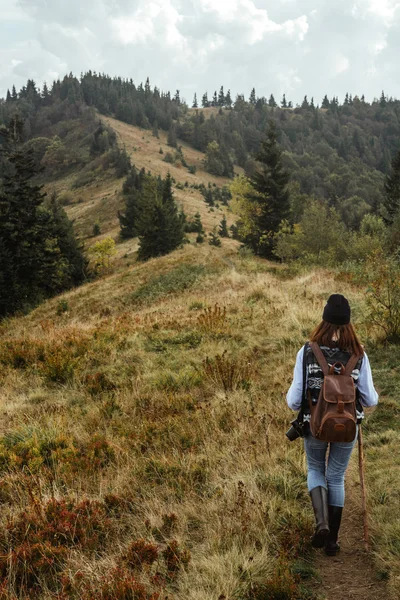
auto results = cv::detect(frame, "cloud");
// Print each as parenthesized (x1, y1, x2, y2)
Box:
(0, 0, 399, 104)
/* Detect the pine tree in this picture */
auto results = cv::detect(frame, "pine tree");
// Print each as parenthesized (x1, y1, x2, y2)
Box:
(202, 92, 209, 108)
(167, 124, 177, 148)
(380, 90, 387, 108)
(384, 148, 400, 224)
(174, 90, 181, 105)
(225, 90, 232, 108)
(118, 167, 144, 239)
(0, 121, 86, 316)
(193, 212, 204, 234)
(301, 96, 309, 109)
(322, 95, 330, 109)
(11, 85, 17, 101)
(218, 86, 225, 107)
(212, 91, 218, 107)
(6, 90, 11, 103)
(268, 94, 277, 107)
(137, 175, 185, 260)
(192, 93, 198, 108)
(219, 215, 229, 237)
(249, 88, 257, 105)
(209, 227, 222, 247)
(281, 94, 287, 108)
(245, 121, 290, 257)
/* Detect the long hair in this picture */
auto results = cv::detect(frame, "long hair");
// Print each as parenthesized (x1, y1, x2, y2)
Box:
(309, 321, 364, 356)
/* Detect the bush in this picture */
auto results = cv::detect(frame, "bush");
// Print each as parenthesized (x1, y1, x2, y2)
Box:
(131, 264, 206, 305)
(202, 350, 254, 392)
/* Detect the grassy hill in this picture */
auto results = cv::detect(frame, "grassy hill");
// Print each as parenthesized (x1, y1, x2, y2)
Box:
(43, 114, 239, 258)
(0, 238, 398, 599)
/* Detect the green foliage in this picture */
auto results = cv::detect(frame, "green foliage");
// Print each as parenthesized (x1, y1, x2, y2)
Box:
(131, 264, 206, 305)
(118, 166, 145, 239)
(209, 227, 222, 247)
(219, 214, 229, 237)
(92, 220, 101, 236)
(88, 237, 117, 274)
(137, 173, 186, 260)
(361, 251, 400, 342)
(204, 141, 234, 177)
(384, 148, 400, 224)
(0, 123, 87, 317)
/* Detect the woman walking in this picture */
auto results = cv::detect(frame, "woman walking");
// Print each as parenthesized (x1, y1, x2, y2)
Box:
(286, 294, 378, 555)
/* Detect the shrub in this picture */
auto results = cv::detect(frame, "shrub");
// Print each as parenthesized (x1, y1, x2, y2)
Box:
(202, 350, 254, 392)
(197, 304, 227, 334)
(58, 191, 74, 206)
(188, 165, 196, 174)
(163, 152, 174, 164)
(124, 539, 159, 571)
(162, 539, 191, 580)
(56, 299, 69, 315)
(131, 264, 206, 306)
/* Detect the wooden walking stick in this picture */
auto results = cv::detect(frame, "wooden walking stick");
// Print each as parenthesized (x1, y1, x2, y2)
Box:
(358, 424, 370, 550)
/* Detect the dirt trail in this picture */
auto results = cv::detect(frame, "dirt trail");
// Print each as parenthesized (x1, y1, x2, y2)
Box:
(311, 461, 388, 600)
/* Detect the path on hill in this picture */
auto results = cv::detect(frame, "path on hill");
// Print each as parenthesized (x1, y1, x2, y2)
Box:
(310, 461, 387, 600)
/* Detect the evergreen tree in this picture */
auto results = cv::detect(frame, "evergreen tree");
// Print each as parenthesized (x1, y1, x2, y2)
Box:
(6, 90, 11, 103)
(212, 91, 218, 107)
(0, 122, 86, 316)
(137, 175, 185, 260)
(119, 167, 144, 239)
(219, 214, 229, 237)
(209, 227, 222, 247)
(167, 124, 177, 148)
(380, 90, 387, 108)
(322, 95, 330, 109)
(281, 94, 287, 108)
(245, 121, 290, 257)
(192, 93, 198, 108)
(225, 90, 232, 108)
(218, 86, 225, 107)
(384, 148, 400, 224)
(301, 96, 309, 109)
(249, 88, 257, 105)
(202, 92, 209, 108)
(268, 94, 277, 107)
(11, 85, 17, 101)
(193, 212, 204, 234)
(174, 90, 181, 105)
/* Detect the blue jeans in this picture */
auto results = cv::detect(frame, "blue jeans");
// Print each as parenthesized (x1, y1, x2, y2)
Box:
(303, 426, 358, 507)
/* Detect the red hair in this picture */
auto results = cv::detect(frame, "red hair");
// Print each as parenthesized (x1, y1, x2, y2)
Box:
(309, 321, 364, 356)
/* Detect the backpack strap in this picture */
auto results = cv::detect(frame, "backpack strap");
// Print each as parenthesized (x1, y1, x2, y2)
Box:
(309, 342, 330, 376)
(302, 342, 309, 403)
(344, 353, 361, 376)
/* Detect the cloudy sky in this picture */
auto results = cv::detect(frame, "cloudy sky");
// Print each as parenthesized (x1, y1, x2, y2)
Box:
(1, 0, 400, 105)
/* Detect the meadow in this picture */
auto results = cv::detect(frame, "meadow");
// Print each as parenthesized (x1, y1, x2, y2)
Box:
(0, 241, 397, 599)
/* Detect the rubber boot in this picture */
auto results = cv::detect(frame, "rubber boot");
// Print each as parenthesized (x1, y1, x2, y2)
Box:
(310, 486, 330, 548)
(325, 506, 343, 556)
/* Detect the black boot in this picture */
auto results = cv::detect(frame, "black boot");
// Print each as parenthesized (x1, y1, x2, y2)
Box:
(325, 505, 343, 556)
(310, 486, 330, 548)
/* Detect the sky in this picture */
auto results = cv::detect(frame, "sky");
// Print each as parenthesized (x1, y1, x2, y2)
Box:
(1, 0, 400, 105)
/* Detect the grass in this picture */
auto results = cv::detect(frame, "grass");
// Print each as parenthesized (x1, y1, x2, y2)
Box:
(0, 243, 395, 598)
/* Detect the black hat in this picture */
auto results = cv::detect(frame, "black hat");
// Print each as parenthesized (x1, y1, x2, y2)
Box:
(323, 294, 351, 325)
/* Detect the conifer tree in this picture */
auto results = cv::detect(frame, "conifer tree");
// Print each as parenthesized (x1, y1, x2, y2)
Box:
(249, 88, 257, 105)
(212, 91, 218, 107)
(245, 121, 290, 257)
(202, 92, 209, 108)
(167, 124, 177, 148)
(193, 212, 204, 234)
(11, 85, 17, 101)
(137, 174, 185, 260)
(225, 89, 232, 108)
(268, 94, 277, 107)
(281, 94, 287, 108)
(322, 95, 330, 109)
(6, 90, 11, 103)
(118, 167, 144, 239)
(384, 148, 400, 224)
(0, 121, 86, 316)
(218, 86, 225, 107)
(301, 96, 309, 109)
(219, 215, 229, 237)
(209, 227, 222, 247)
(192, 93, 198, 108)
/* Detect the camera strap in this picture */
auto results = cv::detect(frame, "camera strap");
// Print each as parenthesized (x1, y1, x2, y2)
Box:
(299, 341, 309, 419)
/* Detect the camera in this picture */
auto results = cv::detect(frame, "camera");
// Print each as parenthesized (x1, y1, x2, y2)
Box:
(286, 418, 305, 441)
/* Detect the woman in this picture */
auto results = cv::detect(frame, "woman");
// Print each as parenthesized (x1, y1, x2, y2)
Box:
(286, 294, 378, 556)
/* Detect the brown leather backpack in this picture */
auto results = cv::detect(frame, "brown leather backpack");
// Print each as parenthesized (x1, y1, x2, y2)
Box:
(308, 342, 361, 443)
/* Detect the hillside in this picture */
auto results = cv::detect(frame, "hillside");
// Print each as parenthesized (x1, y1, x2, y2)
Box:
(0, 242, 398, 599)
(53, 115, 239, 257)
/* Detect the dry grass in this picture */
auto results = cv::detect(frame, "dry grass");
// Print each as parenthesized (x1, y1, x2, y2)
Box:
(0, 244, 395, 598)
